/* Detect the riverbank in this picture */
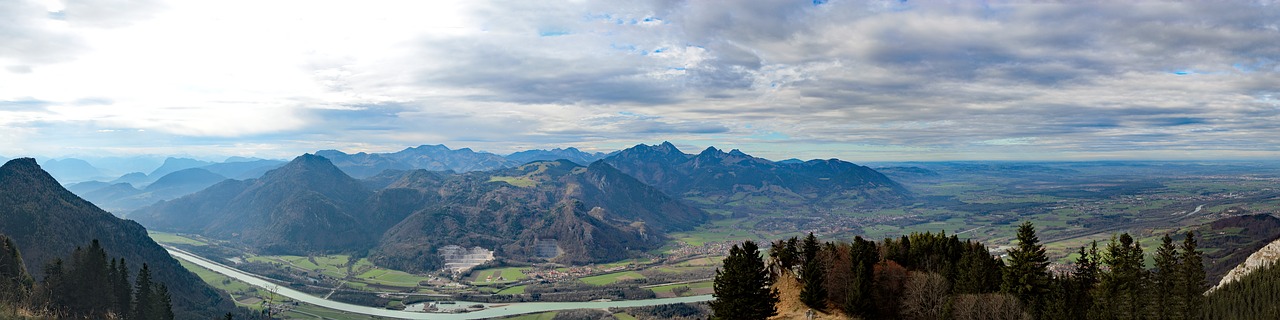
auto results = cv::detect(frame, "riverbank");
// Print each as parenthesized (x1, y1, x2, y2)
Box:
(165, 246, 713, 319)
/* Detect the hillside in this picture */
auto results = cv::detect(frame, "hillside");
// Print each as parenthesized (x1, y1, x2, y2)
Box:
(68, 168, 230, 214)
(132, 155, 708, 272)
(372, 160, 710, 271)
(602, 142, 910, 215)
(1192, 214, 1280, 285)
(316, 144, 517, 178)
(132, 154, 376, 253)
(0, 158, 233, 319)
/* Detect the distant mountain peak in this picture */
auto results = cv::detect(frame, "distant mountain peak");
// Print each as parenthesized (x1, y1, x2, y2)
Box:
(149, 157, 214, 177)
(1, 157, 40, 172)
(275, 154, 345, 175)
(728, 149, 747, 157)
(658, 141, 680, 153)
(1, 158, 67, 191)
(410, 144, 451, 151)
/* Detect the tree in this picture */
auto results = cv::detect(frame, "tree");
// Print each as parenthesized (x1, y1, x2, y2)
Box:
(1002, 221, 1049, 316)
(0, 235, 32, 303)
(134, 263, 155, 320)
(1097, 233, 1146, 320)
(901, 272, 949, 320)
(1067, 241, 1099, 319)
(710, 241, 778, 320)
(157, 284, 175, 320)
(1179, 231, 1205, 319)
(114, 258, 132, 318)
(799, 233, 827, 309)
(956, 240, 1003, 294)
(770, 237, 800, 272)
(845, 236, 878, 317)
(37, 258, 67, 310)
(1149, 234, 1181, 320)
(952, 293, 1030, 320)
(873, 260, 909, 319)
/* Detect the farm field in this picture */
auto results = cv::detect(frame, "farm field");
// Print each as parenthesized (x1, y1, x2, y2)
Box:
(581, 271, 646, 285)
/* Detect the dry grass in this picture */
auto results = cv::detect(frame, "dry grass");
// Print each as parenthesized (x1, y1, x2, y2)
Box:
(769, 272, 855, 320)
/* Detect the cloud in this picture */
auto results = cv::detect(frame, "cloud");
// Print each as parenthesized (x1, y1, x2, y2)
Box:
(0, 0, 85, 68)
(2, 0, 1280, 160)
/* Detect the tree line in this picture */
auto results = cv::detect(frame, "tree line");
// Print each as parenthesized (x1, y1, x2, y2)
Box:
(0, 235, 174, 319)
(1203, 255, 1280, 319)
(711, 222, 1212, 320)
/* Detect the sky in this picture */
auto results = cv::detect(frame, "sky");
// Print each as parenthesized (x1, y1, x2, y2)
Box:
(2, 0, 1279, 162)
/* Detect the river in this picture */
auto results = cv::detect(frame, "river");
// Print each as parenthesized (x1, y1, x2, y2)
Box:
(165, 247, 714, 319)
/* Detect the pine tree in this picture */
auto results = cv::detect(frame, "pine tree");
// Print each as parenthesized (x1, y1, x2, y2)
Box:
(1074, 241, 1100, 290)
(39, 258, 67, 309)
(115, 258, 132, 318)
(710, 241, 778, 320)
(157, 284, 175, 320)
(0, 235, 33, 303)
(1070, 241, 1099, 318)
(134, 263, 155, 320)
(771, 237, 800, 272)
(1098, 233, 1147, 320)
(1150, 234, 1181, 320)
(800, 233, 827, 309)
(1002, 221, 1050, 316)
(845, 236, 878, 317)
(1179, 231, 1205, 319)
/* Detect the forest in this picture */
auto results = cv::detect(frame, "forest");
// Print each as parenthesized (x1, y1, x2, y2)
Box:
(0, 235, 174, 319)
(710, 222, 1250, 320)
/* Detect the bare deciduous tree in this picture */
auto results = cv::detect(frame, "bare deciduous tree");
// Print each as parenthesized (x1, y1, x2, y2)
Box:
(952, 293, 1031, 320)
(901, 272, 949, 320)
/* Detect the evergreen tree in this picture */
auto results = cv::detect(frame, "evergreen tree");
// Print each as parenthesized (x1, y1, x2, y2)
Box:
(1074, 241, 1100, 290)
(134, 263, 155, 320)
(38, 258, 67, 309)
(769, 238, 797, 272)
(785, 237, 800, 269)
(115, 258, 133, 318)
(157, 284, 175, 320)
(1002, 221, 1050, 316)
(0, 235, 33, 303)
(1070, 241, 1099, 318)
(845, 236, 878, 317)
(1150, 234, 1181, 320)
(800, 233, 827, 309)
(1098, 233, 1146, 320)
(710, 241, 778, 320)
(955, 240, 1003, 294)
(1179, 231, 1205, 319)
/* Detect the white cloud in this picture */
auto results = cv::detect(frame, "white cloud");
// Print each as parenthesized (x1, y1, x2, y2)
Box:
(1, 0, 1279, 160)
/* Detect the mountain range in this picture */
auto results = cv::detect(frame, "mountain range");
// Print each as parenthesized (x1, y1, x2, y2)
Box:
(506, 147, 611, 166)
(601, 142, 911, 215)
(132, 154, 710, 272)
(62, 158, 287, 213)
(0, 158, 233, 319)
(316, 145, 616, 178)
(316, 145, 517, 178)
(38, 158, 105, 182)
(132, 154, 374, 253)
